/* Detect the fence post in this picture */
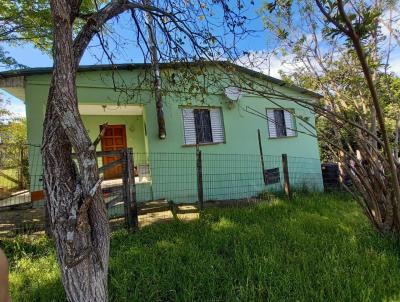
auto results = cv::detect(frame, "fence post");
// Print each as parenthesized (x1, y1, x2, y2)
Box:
(18, 146, 24, 190)
(196, 145, 204, 210)
(282, 154, 292, 199)
(122, 148, 138, 230)
(258, 129, 266, 184)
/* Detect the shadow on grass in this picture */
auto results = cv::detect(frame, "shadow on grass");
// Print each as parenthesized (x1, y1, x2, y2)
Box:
(109, 193, 400, 302)
(6, 193, 400, 302)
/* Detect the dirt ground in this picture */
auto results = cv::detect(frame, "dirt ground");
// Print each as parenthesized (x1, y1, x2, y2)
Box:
(0, 201, 199, 236)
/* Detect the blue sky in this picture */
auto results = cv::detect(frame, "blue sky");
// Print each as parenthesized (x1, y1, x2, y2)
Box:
(1, 44, 52, 117)
(0, 3, 268, 116)
(1, 1, 400, 117)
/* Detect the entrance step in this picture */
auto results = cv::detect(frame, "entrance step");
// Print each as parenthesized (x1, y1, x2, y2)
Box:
(173, 204, 199, 222)
(174, 204, 199, 214)
(138, 199, 174, 227)
(138, 199, 171, 215)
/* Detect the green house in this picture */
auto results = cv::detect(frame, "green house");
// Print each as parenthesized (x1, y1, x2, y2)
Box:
(0, 62, 323, 205)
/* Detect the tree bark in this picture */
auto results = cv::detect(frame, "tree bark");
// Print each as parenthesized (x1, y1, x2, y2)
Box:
(42, 1, 109, 301)
(42, 1, 166, 300)
(370, 0, 380, 148)
(395, 115, 400, 162)
(144, 0, 166, 139)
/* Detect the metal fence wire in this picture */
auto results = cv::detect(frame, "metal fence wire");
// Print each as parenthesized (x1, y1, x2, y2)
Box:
(0, 144, 342, 236)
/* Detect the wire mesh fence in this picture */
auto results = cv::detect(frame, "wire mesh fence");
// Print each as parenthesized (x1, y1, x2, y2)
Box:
(0, 144, 44, 209)
(0, 144, 344, 236)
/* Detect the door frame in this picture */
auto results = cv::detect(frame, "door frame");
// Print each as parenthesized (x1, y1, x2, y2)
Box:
(100, 124, 127, 179)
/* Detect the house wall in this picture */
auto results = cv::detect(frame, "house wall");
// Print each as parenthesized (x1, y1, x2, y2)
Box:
(24, 68, 323, 204)
(143, 93, 323, 202)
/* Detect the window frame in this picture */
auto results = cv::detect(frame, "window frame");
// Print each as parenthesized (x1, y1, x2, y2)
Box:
(181, 106, 226, 146)
(266, 108, 297, 139)
(193, 108, 213, 144)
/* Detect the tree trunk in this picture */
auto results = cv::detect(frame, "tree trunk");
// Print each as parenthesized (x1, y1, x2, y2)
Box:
(144, 0, 166, 139)
(395, 115, 400, 162)
(42, 1, 110, 301)
(370, 0, 379, 148)
(333, 0, 400, 226)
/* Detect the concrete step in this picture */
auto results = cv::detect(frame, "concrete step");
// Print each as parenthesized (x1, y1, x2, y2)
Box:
(138, 199, 171, 215)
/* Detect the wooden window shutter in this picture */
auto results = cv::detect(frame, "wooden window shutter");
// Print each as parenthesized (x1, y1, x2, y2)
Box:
(182, 108, 197, 145)
(210, 108, 225, 143)
(284, 110, 295, 137)
(267, 109, 277, 138)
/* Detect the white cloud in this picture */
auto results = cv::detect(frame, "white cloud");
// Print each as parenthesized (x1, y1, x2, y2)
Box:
(9, 102, 26, 118)
(236, 51, 283, 78)
(0, 89, 26, 117)
(380, 10, 400, 39)
(386, 56, 400, 75)
(235, 50, 304, 79)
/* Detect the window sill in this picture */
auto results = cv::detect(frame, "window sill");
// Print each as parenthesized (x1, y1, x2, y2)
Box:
(182, 142, 225, 147)
(269, 135, 298, 140)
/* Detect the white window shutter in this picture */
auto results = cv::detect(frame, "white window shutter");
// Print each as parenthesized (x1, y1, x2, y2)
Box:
(210, 108, 225, 143)
(267, 109, 277, 138)
(182, 108, 196, 145)
(284, 110, 295, 137)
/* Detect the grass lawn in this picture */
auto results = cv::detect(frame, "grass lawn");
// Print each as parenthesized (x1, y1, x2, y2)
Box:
(3, 193, 400, 301)
(0, 168, 19, 190)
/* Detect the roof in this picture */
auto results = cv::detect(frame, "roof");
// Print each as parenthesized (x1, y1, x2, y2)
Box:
(0, 61, 322, 98)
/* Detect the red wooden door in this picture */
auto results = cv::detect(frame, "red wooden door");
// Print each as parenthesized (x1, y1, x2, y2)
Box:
(101, 125, 127, 179)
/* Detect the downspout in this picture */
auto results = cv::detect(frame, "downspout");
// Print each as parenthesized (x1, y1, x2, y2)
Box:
(144, 1, 166, 139)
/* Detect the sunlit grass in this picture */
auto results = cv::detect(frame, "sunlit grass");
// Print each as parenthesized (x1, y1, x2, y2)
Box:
(3, 193, 400, 301)
(0, 168, 19, 190)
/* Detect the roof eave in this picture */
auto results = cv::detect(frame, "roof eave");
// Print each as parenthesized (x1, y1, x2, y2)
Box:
(0, 61, 323, 99)
(0, 76, 25, 101)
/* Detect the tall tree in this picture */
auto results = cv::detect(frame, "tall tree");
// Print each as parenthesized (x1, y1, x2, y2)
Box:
(257, 0, 400, 232)
(37, 1, 249, 301)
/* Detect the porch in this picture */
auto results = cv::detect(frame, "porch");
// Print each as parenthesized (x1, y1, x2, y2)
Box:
(80, 104, 151, 183)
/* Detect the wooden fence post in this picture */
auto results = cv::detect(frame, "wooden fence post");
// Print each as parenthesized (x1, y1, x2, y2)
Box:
(122, 148, 138, 229)
(196, 145, 204, 210)
(18, 146, 24, 190)
(282, 154, 292, 199)
(258, 129, 266, 184)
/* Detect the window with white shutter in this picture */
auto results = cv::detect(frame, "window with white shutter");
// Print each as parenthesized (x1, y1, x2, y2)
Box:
(182, 108, 197, 145)
(210, 108, 225, 143)
(266, 109, 296, 138)
(182, 107, 225, 145)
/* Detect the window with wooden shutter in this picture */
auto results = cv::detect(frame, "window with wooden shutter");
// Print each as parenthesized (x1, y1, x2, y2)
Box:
(182, 108, 196, 145)
(267, 109, 296, 138)
(210, 108, 225, 143)
(182, 107, 225, 145)
(267, 109, 277, 138)
(284, 110, 295, 136)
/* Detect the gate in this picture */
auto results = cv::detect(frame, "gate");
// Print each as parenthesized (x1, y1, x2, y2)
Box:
(96, 148, 138, 229)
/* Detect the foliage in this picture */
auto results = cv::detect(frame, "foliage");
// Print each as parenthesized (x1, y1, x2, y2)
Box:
(0, 0, 108, 68)
(0, 0, 50, 67)
(0, 118, 27, 146)
(0, 96, 27, 170)
(259, 0, 400, 233)
(5, 194, 400, 301)
(261, 0, 400, 159)
(0, 95, 27, 191)
(282, 54, 400, 161)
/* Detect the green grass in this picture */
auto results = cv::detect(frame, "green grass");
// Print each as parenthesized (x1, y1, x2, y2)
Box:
(3, 193, 400, 301)
(0, 168, 19, 190)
